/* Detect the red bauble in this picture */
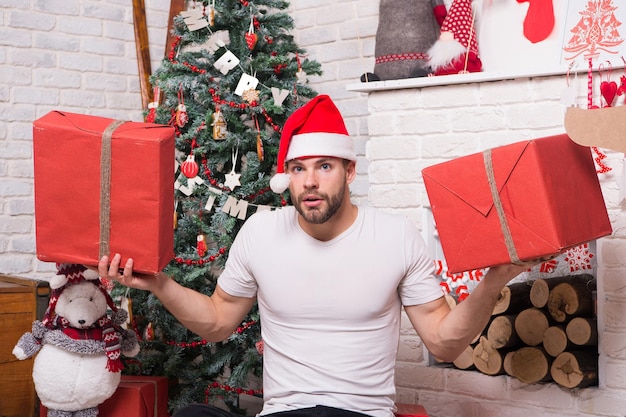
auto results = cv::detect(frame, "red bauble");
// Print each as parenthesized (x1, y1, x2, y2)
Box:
(181, 154, 199, 178)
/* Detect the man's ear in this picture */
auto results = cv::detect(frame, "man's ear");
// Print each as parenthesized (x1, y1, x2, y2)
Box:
(346, 160, 357, 184)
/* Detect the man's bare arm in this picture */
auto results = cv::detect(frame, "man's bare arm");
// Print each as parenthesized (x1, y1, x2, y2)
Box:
(98, 254, 255, 342)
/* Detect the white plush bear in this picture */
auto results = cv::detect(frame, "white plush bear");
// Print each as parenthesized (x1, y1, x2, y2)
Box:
(13, 264, 140, 417)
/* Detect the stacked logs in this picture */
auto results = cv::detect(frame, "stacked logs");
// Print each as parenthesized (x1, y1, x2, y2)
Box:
(448, 274, 598, 389)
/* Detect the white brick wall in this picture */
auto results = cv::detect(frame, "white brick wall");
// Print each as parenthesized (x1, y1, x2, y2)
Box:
(3, 1, 626, 416)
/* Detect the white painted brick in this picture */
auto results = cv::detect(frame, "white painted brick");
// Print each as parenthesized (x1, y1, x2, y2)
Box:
(367, 137, 420, 161)
(61, 89, 107, 108)
(603, 298, 626, 329)
(601, 237, 626, 267)
(369, 184, 419, 208)
(298, 26, 337, 47)
(422, 84, 480, 109)
(10, 49, 56, 68)
(34, 68, 82, 88)
(397, 336, 425, 363)
(368, 90, 422, 112)
(1, 65, 33, 86)
(603, 359, 626, 389)
(395, 363, 445, 390)
(33, 32, 81, 52)
(506, 102, 564, 129)
(601, 331, 626, 359)
(9, 10, 56, 30)
(577, 388, 626, 415)
(82, 2, 126, 21)
(315, 4, 355, 26)
(445, 370, 508, 399)
(57, 16, 103, 36)
(35, 0, 80, 16)
(602, 268, 626, 296)
(60, 53, 103, 72)
(0, 211, 32, 231)
(0, 254, 37, 275)
(7, 198, 33, 216)
(508, 378, 575, 409)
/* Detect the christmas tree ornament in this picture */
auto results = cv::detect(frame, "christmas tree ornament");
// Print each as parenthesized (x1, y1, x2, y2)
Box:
(254, 115, 264, 161)
(235, 73, 260, 96)
(224, 149, 242, 190)
(560, 62, 578, 107)
(180, 7, 209, 31)
(212, 108, 227, 140)
(181, 154, 200, 178)
(271, 87, 289, 107)
(214, 50, 241, 75)
(516, 0, 555, 44)
(145, 86, 160, 123)
(144, 322, 155, 341)
(245, 14, 258, 50)
(599, 61, 617, 107)
(208, 0, 216, 26)
(176, 85, 189, 127)
(427, 0, 482, 76)
(197, 234, 208, 257)
(295, 54, 307, 84)
(120, 293, 133, 329)
(242, 88, 260, 104)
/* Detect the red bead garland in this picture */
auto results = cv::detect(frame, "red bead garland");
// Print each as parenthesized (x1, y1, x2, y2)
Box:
(204, 381, 263, 404)
(169, 37, 207, 75)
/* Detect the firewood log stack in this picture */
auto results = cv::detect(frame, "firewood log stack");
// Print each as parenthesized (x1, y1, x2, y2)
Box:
(445, 274, 598, 389)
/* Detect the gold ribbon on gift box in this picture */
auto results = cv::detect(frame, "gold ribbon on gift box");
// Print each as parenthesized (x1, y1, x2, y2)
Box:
(99, 120, 127, 259)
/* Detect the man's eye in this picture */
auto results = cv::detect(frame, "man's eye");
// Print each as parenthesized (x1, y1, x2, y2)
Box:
(321, 164, 330, 170)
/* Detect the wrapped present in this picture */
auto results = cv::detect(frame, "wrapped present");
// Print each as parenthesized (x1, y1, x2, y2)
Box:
(40, 375, 170, 417)
(33, 111, 175, 274)
(422, 134, 612, 273)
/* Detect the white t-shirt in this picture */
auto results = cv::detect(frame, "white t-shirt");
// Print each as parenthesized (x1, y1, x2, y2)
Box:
(218, 205, 443, 417)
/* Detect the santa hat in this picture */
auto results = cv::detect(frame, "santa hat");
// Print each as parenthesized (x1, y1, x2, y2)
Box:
(427, 0, 482, 75)
(269, 95, 355, 194)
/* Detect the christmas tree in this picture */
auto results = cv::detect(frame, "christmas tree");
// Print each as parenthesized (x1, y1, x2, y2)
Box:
(116, 0, 321, 412)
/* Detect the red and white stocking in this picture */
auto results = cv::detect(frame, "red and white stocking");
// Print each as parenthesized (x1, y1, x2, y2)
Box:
(517, 0, 555, 43)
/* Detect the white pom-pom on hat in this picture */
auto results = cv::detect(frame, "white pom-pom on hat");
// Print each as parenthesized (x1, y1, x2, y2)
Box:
(270, 95, 355, 193)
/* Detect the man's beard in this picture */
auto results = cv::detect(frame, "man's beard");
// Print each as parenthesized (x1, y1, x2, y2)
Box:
(294, 183, 346, 224)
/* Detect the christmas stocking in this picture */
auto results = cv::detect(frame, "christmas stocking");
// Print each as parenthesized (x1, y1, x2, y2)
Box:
(517, 0, 555, 44)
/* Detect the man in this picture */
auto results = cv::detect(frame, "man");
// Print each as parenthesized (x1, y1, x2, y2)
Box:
(99, 95, 530, 417)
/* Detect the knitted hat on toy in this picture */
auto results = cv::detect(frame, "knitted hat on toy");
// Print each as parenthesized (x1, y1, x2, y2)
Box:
(42, 263, 124, 372)
(427, 0, 482, 76)
(269, 95, 355, 194)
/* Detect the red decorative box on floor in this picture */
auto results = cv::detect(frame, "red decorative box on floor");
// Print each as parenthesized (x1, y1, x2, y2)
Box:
(395, 403, 429, 417)
(422, 134, 612, 273)
(33, 111, 175, 274)
(40, 375, 170, 417)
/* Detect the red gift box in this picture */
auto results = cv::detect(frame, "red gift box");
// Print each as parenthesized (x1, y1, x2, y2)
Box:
(33, 111, 175, 274)
(422, 134, 612, 273)
(40, 375, 170, 417)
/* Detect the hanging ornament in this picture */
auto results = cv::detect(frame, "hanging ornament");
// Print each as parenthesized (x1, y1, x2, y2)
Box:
(212, 107, 227, 140)
(181, 154, 200, 178)
(176, 84, 189, 127)
(599, 61, 617, 108)
(254, 115, 264, 161)
(295, 53, 307, 84)
(242, 88, 260, 104)
(245, 14, 258, 50)
(120, 293, 133, 329)
(208, 0, 216, 26)
(144, 322, 155, 341)
(174, 201, 179, 230)
(223, 148, 242, 190)
(197, 234, 208, 257)
(145, 86, 160, 123)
